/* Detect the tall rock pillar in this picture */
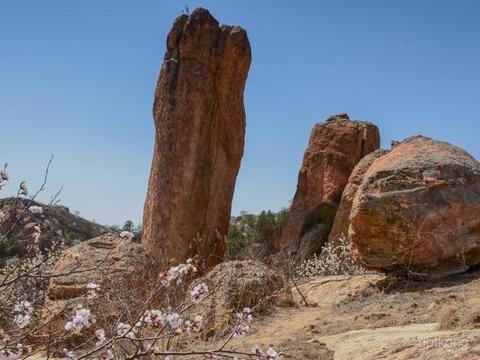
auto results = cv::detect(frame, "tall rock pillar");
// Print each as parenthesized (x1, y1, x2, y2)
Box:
(142, 8, 251, 271)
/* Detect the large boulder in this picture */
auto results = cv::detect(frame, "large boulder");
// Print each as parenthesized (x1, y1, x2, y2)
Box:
(350, 136, 480, 279)
(327, 149, 389, 246)
(278, 114, 380, 253)
(41, 234, 155, 339)
(142, 8, 251, 271)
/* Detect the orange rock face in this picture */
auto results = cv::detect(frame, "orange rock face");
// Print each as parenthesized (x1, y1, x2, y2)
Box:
(41, 234, 154, 339)
(350, 136, 480, 279)
(142, 8, 251, 271)
(327, 149, 389, 245)
(278, 114, 380, 252)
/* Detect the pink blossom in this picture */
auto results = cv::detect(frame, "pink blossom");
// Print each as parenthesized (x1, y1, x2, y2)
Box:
(0, 171, 9, 182)
(86, 283, 101, 299)
(13, 301, 33, 328)
(62, 348, 74, 360)
(0, 343, 25, 359)
(142, 309, 165, 327)
(64, 306, 93, 334)
(185, 315, 204, 333)
(159, 260, 197, 287)
(190, 283, 208, 303)
(101, 349, 114, 360)
(95, 328, 106, 346)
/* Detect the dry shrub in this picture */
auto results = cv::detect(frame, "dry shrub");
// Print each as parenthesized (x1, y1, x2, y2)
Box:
(188, 260, 289, 338)
(297, 234, 372, 276)
(437, 305, 480, 330)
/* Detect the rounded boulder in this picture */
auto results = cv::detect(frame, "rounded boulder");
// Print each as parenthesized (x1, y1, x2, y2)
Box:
(349, 136, 480, 279)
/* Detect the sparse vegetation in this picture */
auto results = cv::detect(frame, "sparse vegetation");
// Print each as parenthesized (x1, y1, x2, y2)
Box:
(226, 209, 288, 260)
(297, 234, 372, 276)
(437, 304, 480, 330)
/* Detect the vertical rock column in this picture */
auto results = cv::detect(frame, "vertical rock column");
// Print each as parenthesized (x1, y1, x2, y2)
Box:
(278, 114, 380, 253)
(142, 8, 251, 271)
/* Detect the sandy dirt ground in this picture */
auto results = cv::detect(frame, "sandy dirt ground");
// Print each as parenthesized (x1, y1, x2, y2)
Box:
(223, 271, 480, 359)
(29, 271, 480, 359)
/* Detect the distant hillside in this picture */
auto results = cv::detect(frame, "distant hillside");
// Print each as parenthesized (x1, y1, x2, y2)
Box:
(0, 197, 109, 261)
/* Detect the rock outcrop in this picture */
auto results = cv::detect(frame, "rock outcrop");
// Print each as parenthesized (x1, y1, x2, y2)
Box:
(349, 136, 480, 278)
(0, 198, 108, 260)
(327, 149, 389, 246)
(142, 8, 251, 271)
(278, 114, 380, 253)
(41, 234, 155, 338)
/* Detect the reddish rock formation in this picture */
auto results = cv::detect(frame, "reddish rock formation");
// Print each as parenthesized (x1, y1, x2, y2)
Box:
(142, 8, 251, 271)
(41, 234, 155, 339)
(349, 136, 480, 279)
(278, 114, 380, 253)
(327, 149, 389, 245)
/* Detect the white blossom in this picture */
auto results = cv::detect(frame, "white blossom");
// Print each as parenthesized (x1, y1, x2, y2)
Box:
(86, 283, 101, 299)
(31, 224, 41, 244)
(297, 234, 370, 277)
(14, 301, 33, 315)
(13, 314, 31, 329)
(62, 348, 74, 360)
(185, 315, 203, 333)
(0, 171, 9, 182)
(13, 301, 33, 328)
(0, 343, 25, 359)
(159, 260, 197, 287)
(117, 322, 135, 339)
(142, 309, 165, 327)
(101, 350, 114, 360)
(239, 307, 253, 322)
(251, 345, 280, 359)
(166, 312, 182, 329)
(95, 328, 106, 346)
(233, 323, 249, 338)
(265, 347, 280, 359)
(190, 283, 208, 303)
(28, 205, 43, 215)
(0, 329, 10, 343)
(64, 306, 93, 334)
(233, 307, 253, 338)
(119, 231, 134, 240)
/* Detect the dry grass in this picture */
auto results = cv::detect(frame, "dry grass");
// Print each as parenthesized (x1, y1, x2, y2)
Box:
(437, 304, 480, 330)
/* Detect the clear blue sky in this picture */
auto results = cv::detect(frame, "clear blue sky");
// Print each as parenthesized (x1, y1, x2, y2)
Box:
(1, 1, 479, 225)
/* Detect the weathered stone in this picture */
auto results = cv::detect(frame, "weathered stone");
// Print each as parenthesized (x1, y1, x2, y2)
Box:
(278, 115, 380, 252)
(187, 260, 287, 337)
(350, 136, 480, 279)
(41, 234, 155, 338)
(142, 8, 251, 271)
(328, 149, 389, 245)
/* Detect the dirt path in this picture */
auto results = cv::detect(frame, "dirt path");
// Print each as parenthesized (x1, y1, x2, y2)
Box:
(227, 273, 480, 359)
